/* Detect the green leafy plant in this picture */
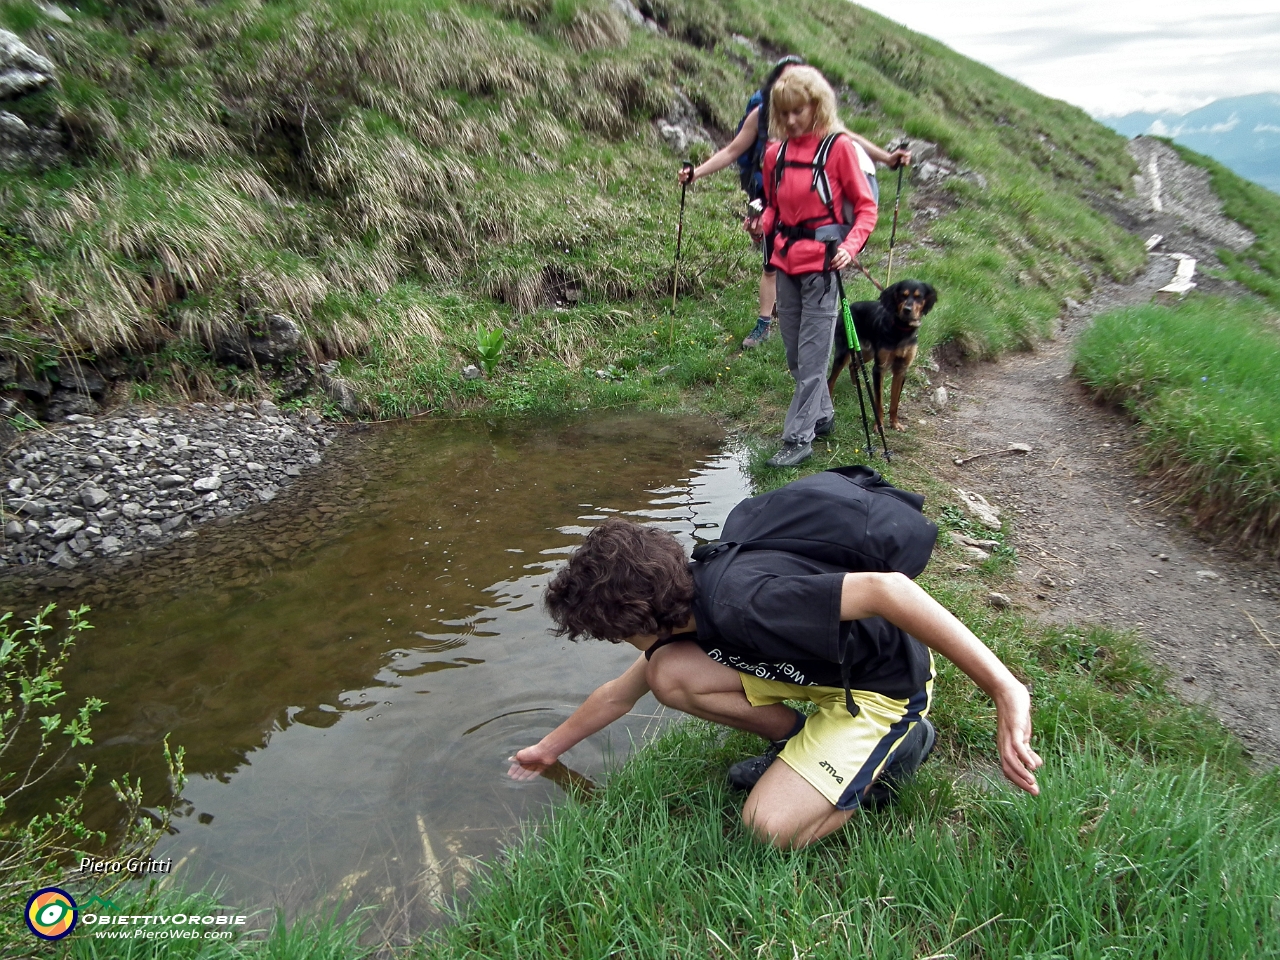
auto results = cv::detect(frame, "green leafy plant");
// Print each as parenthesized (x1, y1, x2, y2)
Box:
(0, 605, 188, 942)
(475, 325, 505, 377)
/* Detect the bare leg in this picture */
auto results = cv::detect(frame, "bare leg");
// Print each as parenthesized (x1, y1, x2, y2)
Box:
(758, 270, 777, 319)
(646, 641, 797, 741)
(742, 758, 853, 849)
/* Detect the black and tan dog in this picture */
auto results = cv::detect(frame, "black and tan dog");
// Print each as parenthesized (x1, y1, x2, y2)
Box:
(827, 279, 937, 432)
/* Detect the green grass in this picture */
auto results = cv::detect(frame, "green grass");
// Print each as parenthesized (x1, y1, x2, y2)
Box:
(0, 0, 1145, 416)
(1073, 295, 1280, 552)
(423, 727, 1277, 958)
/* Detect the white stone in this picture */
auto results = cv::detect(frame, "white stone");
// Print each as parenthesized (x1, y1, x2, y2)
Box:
(49, 517, 85, 541)
(81, 487, 110, 509)
(954, 488, 1002, 530)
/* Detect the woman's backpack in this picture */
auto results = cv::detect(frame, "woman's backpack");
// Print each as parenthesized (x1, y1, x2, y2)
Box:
(734, 89, 768, 201)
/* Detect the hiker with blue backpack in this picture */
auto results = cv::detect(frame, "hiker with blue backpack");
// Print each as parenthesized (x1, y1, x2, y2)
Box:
(677, 56, 910, 349)
(508, 468, 1041, 850)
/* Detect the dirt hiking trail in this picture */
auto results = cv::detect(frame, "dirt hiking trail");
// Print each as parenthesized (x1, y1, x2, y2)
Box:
(921, 138, 1280, 767)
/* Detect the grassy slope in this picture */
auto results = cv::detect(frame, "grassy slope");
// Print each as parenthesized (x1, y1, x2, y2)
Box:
(0, 0, 1143, 418)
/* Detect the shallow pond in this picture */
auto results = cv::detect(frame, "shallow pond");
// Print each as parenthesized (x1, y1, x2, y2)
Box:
(25, 414, 752, 939)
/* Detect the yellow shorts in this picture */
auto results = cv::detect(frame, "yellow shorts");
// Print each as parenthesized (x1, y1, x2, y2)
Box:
(740, 661, 934, 810)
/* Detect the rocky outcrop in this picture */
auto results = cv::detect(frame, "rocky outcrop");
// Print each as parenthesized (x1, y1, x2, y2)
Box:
(215, 314, 315, 399)
(215, 314, 307, 367)
(655, 91, 712, 155)
(0, 29, 64, 171)
(909, 140, 986, 190)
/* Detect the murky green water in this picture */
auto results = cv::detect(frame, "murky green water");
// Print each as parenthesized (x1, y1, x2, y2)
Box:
(28, 414, 751, 938)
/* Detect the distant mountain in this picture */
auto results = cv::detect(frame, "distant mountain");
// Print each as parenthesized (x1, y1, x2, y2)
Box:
(1101, 93, 1280, 193)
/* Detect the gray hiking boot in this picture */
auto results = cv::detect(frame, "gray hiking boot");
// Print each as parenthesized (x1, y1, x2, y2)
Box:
(766, 440, 812, 468)
(814, 415, 834, 438)
(742, 317, 773, 348)
(862, 718, 936, 811)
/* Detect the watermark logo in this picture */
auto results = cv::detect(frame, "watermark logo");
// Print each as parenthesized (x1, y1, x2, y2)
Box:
(25, 887, 78, 941)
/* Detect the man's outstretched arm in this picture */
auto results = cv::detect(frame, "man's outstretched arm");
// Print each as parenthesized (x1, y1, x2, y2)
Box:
(840, 572, 1043, 795)
(507, 653, 652, 780)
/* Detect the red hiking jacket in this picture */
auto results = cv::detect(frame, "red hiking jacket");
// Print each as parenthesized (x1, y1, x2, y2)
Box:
(761, 132, 878, 275)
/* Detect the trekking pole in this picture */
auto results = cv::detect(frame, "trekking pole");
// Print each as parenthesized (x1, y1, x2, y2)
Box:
(884, 140, 908, 287)
(670, 161, 694, 346)
(835, 271, 874, 459)
(836, 270, 891, 461)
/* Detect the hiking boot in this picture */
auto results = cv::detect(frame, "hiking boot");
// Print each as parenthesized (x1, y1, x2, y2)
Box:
(742, 317, 773, 348)
(863, 718, 936, 811)
(814, 415, 834, 438)
(766, 440, 812, 468)
(728, 710, 807, 791)
(727, 743, 783, 792)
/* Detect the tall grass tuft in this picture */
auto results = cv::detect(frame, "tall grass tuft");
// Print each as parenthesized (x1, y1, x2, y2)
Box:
(1074, 295, 1280, 553)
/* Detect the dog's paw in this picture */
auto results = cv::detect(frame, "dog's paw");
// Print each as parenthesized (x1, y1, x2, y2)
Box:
(890, 420, 909, 432)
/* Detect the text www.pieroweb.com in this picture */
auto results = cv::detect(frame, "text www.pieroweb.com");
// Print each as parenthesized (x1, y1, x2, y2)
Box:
(83, 913, 247, 940)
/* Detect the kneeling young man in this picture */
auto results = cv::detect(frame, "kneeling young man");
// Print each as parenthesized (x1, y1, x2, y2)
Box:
(509, 477, 1041, 849)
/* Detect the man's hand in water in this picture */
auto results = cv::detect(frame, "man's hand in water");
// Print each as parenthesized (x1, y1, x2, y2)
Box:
(507, 743, 558, 780)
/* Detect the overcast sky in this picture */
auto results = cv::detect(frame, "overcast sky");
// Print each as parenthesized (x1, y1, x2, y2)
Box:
(851, 1, 1280, 118)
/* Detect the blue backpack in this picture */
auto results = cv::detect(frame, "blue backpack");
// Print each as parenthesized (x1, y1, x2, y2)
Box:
(735, 89, 767, 201)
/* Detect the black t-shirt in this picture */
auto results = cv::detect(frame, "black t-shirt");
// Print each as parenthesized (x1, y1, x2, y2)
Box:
(687, 551, 931, 698)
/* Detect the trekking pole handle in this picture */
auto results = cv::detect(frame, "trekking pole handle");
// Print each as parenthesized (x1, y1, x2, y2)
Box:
(836, 272, 862, 352)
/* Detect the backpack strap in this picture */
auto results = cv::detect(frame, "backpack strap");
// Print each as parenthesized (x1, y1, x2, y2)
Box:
(811, 133, 842, 222)
(644, 630, 699, 661)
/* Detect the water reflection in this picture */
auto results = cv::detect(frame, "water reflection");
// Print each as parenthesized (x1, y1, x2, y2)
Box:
(35, 414, 751, 939)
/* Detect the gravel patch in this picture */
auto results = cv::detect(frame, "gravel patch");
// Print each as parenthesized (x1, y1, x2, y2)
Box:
(1, 400, 336, 584)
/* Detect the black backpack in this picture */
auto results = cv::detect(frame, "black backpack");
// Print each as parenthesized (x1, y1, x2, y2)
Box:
(691, 465, 935, 575)
(691, 466, 937, 714)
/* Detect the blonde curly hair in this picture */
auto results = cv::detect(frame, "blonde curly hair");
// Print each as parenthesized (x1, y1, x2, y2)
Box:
(768, 65, 846, 140)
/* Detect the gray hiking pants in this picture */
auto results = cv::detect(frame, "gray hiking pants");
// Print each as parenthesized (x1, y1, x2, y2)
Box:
(776, 270, 837, 444)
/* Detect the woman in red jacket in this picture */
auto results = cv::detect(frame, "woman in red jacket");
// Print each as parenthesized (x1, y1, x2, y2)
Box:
(756, 66, 878, 468)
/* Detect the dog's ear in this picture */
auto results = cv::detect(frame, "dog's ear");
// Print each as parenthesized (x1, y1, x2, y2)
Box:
(880, 283, 902, 311)
(922, 282, 938, 314)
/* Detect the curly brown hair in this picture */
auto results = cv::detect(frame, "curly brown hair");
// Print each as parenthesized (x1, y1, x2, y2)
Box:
(544, 518, 695, 642)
